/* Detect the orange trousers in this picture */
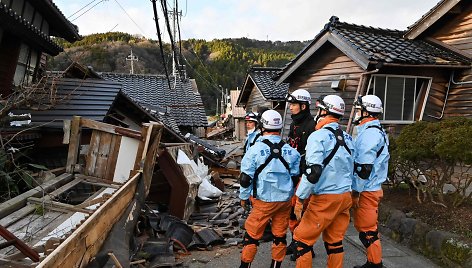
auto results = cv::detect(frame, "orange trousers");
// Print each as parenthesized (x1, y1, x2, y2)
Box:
(293, 192, 352, 268)
(353, 190, 383, 264)
(289, 180, 309, 232)
(241, 199, 291, 263)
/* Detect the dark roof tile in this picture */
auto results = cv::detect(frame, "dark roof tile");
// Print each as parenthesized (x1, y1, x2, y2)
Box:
(101, 73, 207, 127)
(249, 67, 288, 100)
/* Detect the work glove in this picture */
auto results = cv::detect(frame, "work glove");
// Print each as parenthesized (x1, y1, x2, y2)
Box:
(241, 199, 251, 211)
(294, 198, 304, 221)
(351, 191, 360, 209)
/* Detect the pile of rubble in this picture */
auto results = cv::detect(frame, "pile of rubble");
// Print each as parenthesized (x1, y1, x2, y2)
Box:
(132, 154, 247, 267)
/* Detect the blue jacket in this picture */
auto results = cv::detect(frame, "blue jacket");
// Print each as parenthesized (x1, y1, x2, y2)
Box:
(244, 130, 261, 153)
(240, 135, 301, 202)
(296, 122, 354, 199)
(352, 120, 390, 192)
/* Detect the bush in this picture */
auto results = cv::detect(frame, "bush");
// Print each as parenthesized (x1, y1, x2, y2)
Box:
(392, 117, 472, 207)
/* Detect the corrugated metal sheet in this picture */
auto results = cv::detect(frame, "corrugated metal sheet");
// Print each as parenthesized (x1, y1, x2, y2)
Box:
(15, 78, 121, 128)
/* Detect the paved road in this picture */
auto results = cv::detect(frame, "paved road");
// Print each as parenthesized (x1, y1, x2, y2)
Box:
(181, 222, 439, 268)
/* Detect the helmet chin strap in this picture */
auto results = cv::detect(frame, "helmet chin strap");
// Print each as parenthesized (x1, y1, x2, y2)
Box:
(353, 110, 373, 125)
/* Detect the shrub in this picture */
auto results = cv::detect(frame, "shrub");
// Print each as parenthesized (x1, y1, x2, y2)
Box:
(392, 117, 472, 208)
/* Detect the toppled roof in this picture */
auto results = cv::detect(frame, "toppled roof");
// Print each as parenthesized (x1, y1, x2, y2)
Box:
(101, 73, 208, 128)
(238, 67, 288, 105)
(276, 16, 471, 83)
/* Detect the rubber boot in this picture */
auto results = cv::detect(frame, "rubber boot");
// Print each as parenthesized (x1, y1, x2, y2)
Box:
(354, 261, 383, 268)
(269, 259, 282, 268)
(239, 260, 252, 268)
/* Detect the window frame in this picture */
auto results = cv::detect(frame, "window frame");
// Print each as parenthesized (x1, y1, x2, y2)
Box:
(367, 74, 432, 124)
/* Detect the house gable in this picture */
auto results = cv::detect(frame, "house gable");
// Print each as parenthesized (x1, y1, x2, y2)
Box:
(282, 43, 364, 136)
(431, 2, 472, 55)
(404, 0, 463, 40)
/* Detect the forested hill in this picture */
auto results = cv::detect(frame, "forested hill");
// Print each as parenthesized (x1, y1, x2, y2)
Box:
(49, 32, 309, 114)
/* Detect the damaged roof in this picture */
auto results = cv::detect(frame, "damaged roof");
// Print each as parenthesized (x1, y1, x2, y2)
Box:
(13, 77, 183, 135)
(101, 73, 208, 128)
(238, 67, 288, 105)
(16, 78, 122, 128)
(276, 16, 471, 84)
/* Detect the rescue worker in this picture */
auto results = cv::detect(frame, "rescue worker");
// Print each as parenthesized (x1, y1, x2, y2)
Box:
(243, 111, 261, 154)
(351, 95, 390, 268)
(292, 95, 354, 268)
(285, 89, 316, 256)
(239, 110, 301, 268)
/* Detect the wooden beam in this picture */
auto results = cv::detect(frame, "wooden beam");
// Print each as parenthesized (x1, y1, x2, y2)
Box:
(66, 116, 81, 173)
(0, 173, 74, 219)
(0, 178, 82, 228)
(27, 197, 92, 214)
(75, 174, 123, 188)
(80, 118, 142, 139)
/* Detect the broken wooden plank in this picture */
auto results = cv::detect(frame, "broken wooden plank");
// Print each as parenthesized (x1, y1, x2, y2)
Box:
(80, 118, 142, 139)
(62, 120, 71, 144)
(85, 130, 101, 177)
(66, 116, 81, 173)
(0, 177, 82, 228)
(0, 225, 39, 262)
(104, 134, 121, 181)
(94, 132, 113, 179)
(27, 197, 92, 215)
(0, 173, 74, 219)
(37, 173, 141, 268)
(75, 174, 122, 188)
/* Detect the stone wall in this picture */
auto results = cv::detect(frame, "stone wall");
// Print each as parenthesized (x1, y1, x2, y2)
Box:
(379, 204, 472, 267)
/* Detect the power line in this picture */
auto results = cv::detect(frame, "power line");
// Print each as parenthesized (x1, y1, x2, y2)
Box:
(67, 0, 98, 19)
(70, 0, 108, 22)
(113, 0, 147, 36)
(151, 0, 172, 91)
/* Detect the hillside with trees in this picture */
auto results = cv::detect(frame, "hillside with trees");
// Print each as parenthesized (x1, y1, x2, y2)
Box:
(49, 32, 308, 114)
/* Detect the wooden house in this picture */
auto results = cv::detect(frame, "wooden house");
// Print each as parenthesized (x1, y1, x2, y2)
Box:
(0, 0, 80, 95)
(237, 67, 289, 121)
(275, 11, 471, 136)
(230, 90, 246, 141)
(404, 0, 472, 119)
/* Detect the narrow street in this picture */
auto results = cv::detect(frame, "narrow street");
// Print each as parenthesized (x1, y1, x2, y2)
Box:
(181, 223, 439, 268)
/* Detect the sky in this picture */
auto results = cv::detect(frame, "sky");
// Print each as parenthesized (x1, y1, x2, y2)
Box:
(54, 0, 440, 42)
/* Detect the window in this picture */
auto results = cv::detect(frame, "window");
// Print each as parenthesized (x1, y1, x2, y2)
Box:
(13, 43, 39, 86)
(367, 75, 431, 122)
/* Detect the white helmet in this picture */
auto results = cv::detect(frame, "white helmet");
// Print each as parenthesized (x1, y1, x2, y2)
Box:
(245, 111, 259, 123)
(286, 89, 311, 104)
(260, 110, 283, 130)
(316, 95, 345, 116)
(354, 95, 383, 114)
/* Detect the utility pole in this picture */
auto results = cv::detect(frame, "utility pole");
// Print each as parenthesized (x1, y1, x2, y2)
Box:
(126, 49, 138, 74)
(169, 0, 182, 77)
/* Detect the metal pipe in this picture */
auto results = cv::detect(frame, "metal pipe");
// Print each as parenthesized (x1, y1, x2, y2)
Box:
(427, 71, 454, 120)
(451, 71, 472, 85)
(346, 69, 379, 133)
